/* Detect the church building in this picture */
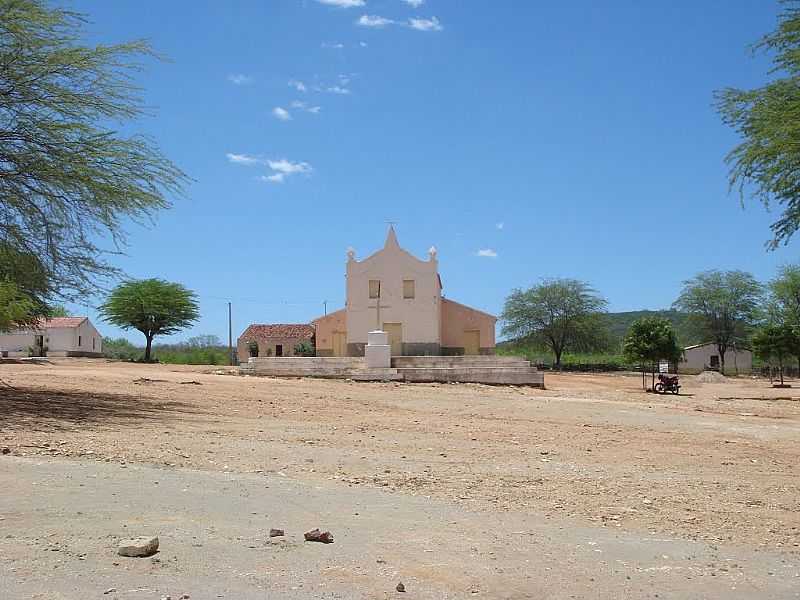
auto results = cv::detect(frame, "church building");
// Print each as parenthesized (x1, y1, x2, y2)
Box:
(314, 227, 496, 357)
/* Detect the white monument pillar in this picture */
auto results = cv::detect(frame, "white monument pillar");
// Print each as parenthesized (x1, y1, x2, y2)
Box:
(365, 329, 391, 369)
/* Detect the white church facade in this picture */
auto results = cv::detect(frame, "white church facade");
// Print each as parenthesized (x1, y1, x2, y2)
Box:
(314, 227, 497, 357)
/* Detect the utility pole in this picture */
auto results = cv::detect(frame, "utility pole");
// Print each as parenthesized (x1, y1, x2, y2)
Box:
(323, 300, 327, 316)
(228, 302, 233, 366)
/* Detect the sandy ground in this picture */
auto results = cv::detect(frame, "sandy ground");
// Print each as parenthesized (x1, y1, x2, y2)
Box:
(0, 359, 799, 598)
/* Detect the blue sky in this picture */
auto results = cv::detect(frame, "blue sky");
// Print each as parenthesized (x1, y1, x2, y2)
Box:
(66, 0, 793, 343)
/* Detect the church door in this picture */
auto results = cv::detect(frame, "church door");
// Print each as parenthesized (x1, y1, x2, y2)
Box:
(464, 330, 481, 355)
(383, 323, 403, 356)
(332, 332, 347, 357)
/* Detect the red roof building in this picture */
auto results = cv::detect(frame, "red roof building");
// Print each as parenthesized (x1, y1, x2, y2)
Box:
(237, 323, 314, 361)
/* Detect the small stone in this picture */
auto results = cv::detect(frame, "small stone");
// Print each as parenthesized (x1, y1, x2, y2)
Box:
(304, 528, 334, 543)
(104, 588, 116, 595)
(269, 528, 284, 537)
(117, 535, 159, 557)
(396, 582, 406, 592)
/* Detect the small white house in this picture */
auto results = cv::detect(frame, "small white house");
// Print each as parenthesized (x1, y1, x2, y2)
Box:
(679, 342, 752, 375)
(0, 317, 103, 358)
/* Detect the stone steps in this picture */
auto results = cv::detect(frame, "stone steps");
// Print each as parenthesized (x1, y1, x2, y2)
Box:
(397, 367, 544, 386)
(392, 356, 531, 369)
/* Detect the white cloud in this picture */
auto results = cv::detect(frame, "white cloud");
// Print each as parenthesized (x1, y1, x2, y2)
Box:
(326, 85, 351, 95)
(402, 0, 424, 7)
(272, 107, 292, 121)
(268, 159, 313, 175)
(228, 74, 253, 85)
(260, 173, 285, 184)
(316, 0, 365, 6)
(226, 153, 262, 166)
(476, 248, 498, 258)
(359, 41, 368, 47)
(288, 79, 307, 92)
(322, 42, 345, 49)
(357, 14, 395, 27)
(496, 222, 504, 230)
(408, 16, 443, 31)
(291, 100, 322, 114)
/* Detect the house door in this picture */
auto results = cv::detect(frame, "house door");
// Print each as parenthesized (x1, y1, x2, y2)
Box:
(383, 323, 403, 356)
(275, 344, 283, 357)
(332, 332, 347, 357)
(464, 330, 481, 355)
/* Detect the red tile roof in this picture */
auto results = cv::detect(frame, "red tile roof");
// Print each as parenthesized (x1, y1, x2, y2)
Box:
(39, 317, 87, 329)
(239, 324, 314, 341)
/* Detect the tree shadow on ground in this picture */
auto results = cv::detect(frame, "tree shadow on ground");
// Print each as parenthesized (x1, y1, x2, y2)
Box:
(0, 385, 204, 431)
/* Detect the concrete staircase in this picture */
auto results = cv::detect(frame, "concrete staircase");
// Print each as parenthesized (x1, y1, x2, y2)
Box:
(392, 355, 544, 386)
(240, 355, 544, 387)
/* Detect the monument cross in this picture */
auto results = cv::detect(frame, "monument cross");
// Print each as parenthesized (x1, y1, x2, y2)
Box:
(369, 281, 390, 331)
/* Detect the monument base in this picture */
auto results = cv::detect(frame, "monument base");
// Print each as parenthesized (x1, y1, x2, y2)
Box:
(365, 330, 391, 369)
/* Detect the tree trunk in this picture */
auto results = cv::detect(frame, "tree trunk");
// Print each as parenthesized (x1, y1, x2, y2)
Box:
(642, 366, 646, 390)
(144, 334, 153, 362)
(719, 348, 726, 376)
(554, 348, 562, 370)
(780, 357, 785, 386)
(651, 363, 656, 391)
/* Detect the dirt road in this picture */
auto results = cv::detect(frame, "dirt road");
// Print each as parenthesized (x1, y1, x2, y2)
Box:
(0, 360, 798, 598)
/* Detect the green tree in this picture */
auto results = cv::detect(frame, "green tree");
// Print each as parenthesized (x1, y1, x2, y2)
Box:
(501, 278, 608, 368)
(767, 264, 800, 369)
(715, 1, 800, 248)
(294, 340, 315, 357)
(752, 324, 799, 385)
(0, 280, 37, 331)
(99, 279, 199, 362)
(0, 1, 186, 300)
(622, 317, 683, 391)
(673, 270, 763, 375)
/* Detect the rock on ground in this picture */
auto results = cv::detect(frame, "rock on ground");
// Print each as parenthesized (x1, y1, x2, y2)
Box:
(117, 535, 159, 557)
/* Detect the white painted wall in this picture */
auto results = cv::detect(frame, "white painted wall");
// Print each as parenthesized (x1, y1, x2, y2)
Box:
(679, 343, 752, 374)
(0, 319, 102, 356)
(346, 229, 440, 346)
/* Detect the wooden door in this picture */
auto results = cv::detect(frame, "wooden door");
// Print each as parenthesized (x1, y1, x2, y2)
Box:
(332, 332, 346, 357)
(463, 330, 480, 355)
(383, 323, 403, 356)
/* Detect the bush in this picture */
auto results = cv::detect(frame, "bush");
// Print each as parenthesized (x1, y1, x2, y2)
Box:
(294, 340, 315, 357)
(103, 337, 141, 361)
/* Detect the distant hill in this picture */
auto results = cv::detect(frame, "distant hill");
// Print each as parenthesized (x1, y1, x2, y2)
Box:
(604, 309, 698, 348)
(498, 309, 701, 353)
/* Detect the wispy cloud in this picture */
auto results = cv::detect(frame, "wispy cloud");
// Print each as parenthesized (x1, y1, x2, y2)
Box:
(261, 173, 285, 184)
(326, 85, 351, 95)
(291, 100, 322, 114)
(359, 41, 368, 47)
(321, 42, 345, 49)
(272, 107, 292, 121)
(228, 74, 253, 85)
(476, 248, 498, 258)
(496, 222, 504, 230)
(226, 153, 262, 165)
(288, 79, 307, 92)
(317, 0, 365, 6)
(357, 14, 395, 28)
(408, 16, 443, 31)
(268, 159, 313, 175)
(402, 0, 424, 7)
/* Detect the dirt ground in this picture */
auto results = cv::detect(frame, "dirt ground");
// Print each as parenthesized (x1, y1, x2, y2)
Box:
(1, 359, 799, 598)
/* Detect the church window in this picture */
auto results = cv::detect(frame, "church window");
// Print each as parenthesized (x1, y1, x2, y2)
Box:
(403, 279, 415, 299)
(369, 280, 380, 299)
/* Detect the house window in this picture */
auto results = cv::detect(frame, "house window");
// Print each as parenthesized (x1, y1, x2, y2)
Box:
(369, 280, 381, 299)
(710, 355, 720, 369)
(78, 335, 82, 347)
(403, 279, 415, 299)
(92, 337, 96, 350)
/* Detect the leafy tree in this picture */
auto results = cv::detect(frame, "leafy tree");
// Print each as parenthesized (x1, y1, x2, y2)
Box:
(102, 336, 141, 361)
(752, 324, 799, 385)
(0, 280, 36, 332)
(501, 278, 608, 368)
(767, 264, 800, 369)
(715, 1, 800, 248)
(0, 1, 186, 300)
(99, 279, 199, 362)
(623, 317, 683, 390)
(294, 340, 315, 357)
(673, 270, 763, 375)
